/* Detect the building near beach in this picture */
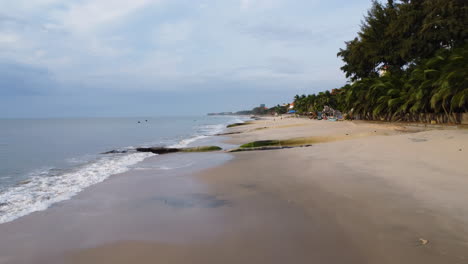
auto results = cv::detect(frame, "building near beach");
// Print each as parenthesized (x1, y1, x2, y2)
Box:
(379, 65, 389, 76)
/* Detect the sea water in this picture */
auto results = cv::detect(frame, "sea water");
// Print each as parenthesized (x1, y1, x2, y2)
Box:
(0, 115, 245, 224)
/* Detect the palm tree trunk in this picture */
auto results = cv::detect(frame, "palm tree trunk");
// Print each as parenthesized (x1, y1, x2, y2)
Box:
(442, 102, 451, 124)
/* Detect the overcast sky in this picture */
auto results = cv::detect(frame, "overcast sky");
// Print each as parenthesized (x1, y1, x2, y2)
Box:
(0, 0, 371, 118)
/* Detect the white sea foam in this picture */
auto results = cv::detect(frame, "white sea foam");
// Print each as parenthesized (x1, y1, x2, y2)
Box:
(0, 152, 154, 224)
(169, 135, 208, 148)
(169, 123, 226, 148)
(232, 118, 246, 124)
(0, 116, 242, 224)
(201, 123, 226, 135)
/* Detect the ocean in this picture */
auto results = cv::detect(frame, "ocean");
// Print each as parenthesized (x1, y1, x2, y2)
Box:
(0, 115, 245, 224)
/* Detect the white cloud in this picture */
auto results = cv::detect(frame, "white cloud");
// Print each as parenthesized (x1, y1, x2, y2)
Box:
(0, 32, 20, 44)
(0, 0, 62, 14)
(51, 0, 159, 34)
(240, 0, 252, 9)
(0, 0, 163, 64)
(0, 0, 366, 94)
(154, 20, 193, 45)
(240, 0, 281, 10)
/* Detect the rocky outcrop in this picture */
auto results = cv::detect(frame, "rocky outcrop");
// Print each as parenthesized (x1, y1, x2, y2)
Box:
(228, 145, 312, 152)
(136, 147, 180, 154)
(101, 150, 128, 154)
(226, 123, 247, 128)
(181, 146, 223, 152)
(226, 121, 255, 128)
(102, 146, 223, 155)
(215, 132, 242, 136)
(136, 146, 222, 154)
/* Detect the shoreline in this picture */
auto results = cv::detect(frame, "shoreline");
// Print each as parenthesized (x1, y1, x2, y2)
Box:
(71, 118, 468, 263)
(0, 115, 245, 225)
(1, 117, 467, 263)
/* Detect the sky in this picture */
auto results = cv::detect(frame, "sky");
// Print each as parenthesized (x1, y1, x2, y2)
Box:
(0, 0, 372, 118)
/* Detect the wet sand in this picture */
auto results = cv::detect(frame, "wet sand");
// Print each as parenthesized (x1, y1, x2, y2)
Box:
(0, 152, 233, 263)
(2, 118, 468, 263)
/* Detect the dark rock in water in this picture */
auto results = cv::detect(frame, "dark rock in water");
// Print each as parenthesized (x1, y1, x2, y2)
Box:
(182, 146, 222, 152)
(229, 144, 312, 153)
(18, 180, 32, 185)
(0, 202, 8, 207)
(136, 146, 222, 154)
(227, 123, 247, 128)
(215, 132, 242, 136)
(136, 147, 180, 154)
(101, 150, 128, 154)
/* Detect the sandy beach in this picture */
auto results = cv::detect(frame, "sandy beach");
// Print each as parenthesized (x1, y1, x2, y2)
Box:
(1, 117, 467, 263)
(3, 0, 466, 263)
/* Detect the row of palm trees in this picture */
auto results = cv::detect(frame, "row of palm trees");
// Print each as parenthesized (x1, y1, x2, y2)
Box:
(293, 45, 467, 124)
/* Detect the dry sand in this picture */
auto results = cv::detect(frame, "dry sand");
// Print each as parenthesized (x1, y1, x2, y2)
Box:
(67, 117, 468, 264)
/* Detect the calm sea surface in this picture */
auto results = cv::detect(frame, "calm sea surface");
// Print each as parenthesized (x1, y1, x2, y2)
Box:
(0, 115, 244, 224)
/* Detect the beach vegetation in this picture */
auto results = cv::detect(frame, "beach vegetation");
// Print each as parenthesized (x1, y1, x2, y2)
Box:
(239, 137, 339, 149)
(240, 140, 282, 148)
(227, 121, 255, 128)
(292, 0, 467, 124)
(273, 104, 289, 115)
(227, 123, 247, 128)
(181, 146, 223, 152)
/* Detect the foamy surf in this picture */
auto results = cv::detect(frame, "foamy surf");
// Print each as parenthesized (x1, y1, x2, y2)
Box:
(0, 152, 154, 224)
(0, 116, 247, 224)
(169, 123, 227, 148)
(169, 135, 209, 148)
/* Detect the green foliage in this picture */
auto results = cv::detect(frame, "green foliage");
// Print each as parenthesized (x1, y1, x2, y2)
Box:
(238, 137, 344, 149)
(428, 47, 468, 115)
(334, 45, 466, 122)
(251, 106, 268, 115)
(337, 0, 467, 81)
(291, 0, 468, 124)
(286, 0, 467, 123)
(273, 104, 288, 115)
(293, 90, 342, 114)
(181, 146, 223, 152)
(240, 140, 281, 148)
